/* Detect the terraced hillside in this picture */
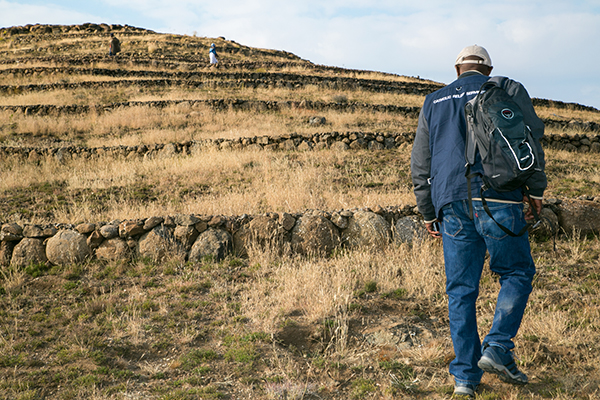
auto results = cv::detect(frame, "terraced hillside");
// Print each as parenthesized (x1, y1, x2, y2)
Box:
(1, 23, 600, 400)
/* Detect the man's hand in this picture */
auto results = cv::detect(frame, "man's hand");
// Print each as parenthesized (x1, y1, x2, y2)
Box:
(523, 195, 543, 221)
(425, 220, 442, 239)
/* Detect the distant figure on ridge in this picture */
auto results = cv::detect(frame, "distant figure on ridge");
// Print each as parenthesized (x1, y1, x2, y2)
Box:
(109, 33, 121, 57)
(209, 43, 218, 65)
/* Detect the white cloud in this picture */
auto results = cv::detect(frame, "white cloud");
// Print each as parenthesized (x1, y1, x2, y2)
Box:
(0, 0, 96, 27)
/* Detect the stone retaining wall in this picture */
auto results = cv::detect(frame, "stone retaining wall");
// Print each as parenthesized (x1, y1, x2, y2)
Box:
(1, 198, 598, 268)
(1, 129, 599, 165)
(0, 205, 416, 267)
(0, 71, 441, 96)
(0, 23, 150, 37)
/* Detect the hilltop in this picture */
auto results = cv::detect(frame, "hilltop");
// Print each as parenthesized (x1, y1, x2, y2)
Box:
(0, 24, 599, 400)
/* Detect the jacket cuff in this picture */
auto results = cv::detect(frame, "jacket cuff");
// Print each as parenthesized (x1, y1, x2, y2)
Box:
(526, 189, 544, 199)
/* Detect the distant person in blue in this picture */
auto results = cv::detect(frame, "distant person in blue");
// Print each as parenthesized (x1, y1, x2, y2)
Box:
(209, 43, 218, 64)
(411, 45, 546, 398)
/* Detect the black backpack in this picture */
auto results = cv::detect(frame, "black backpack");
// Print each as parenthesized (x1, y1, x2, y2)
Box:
(464, 79, 540, 236)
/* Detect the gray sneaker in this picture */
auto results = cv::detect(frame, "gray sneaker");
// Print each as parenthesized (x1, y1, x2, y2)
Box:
(454, 382, 478, 397)
(478, 345, 528, 384)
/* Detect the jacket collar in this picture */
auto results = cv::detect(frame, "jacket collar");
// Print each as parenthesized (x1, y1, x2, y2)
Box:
(458, 70, 486, 80)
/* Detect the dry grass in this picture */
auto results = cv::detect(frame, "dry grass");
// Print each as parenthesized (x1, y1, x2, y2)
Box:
(535, 106, 600, 123)
(1, 103, 418, 148)
(0, 80, 426, 107)
(1, 233, 598, 399)
(0, 147, 416, 224)
(245, 239, 445, 333)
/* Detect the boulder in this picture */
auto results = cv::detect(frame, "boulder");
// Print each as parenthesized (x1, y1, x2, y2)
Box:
(23, 224, 45, 238)
(394, 216, 426, 244)
(330, 141, 349, 152)
(11, 238, 47, 267)
(291, 215, 340, 256)
(138, 225, 179, 263)
(174, 225, 199, 251)
(330, 212, 349, 229)
(189, 228, 233, 262)
(46, 230, 91, 265)
(233, 216, 283, 256)
(279, 213, 296, 231)
(308, 116, 326, 125)
(143, 216, 164, 230)
(100, 224, 119, 239)
(95, 238, 130, 262)
(0, 241, 16, 266)
(342, 210, 391, 249)
(87, 230, 104, 249)
(1, 223, 23, 241)
(119, 220, 145, 238)
(555, 199, 600, 236)
(76, 223, 95, 234)
(174, 214, 200, 226)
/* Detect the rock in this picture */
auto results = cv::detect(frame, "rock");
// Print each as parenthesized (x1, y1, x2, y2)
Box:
(43, 226, 58, 237)
(209, 215, 225, 227)
(1, 223, 23, 241)
(174, 225, 199, 251)
(308, 116, 326, 125)
(46, 230, 91, 265)
(138, 225, 179, 263)
(11, 238, 47, 267)
(95, 238, 130, 262)
(349, 138, 367, 149)
(282, 139, 296, 151)
(368, 140, 384, 150)
(76, 223, 95, 234)
(194, 221, 208, 233)
(119, 220, 146, 238)
(233, 216, 283, 256)
(555, 199, 600, 236)
(394, 216, 426, 244)
(0, 241, 16, 266)
(100, 224, 119, 239)
(23, 224, 45, 238)
(174, 214, 200, 226)
(342, 210, 391, 249)
(330, 212, 349, 229)
(291, 215, 340, 256)
(143, 216, 164, 230)
(297, 141, 313, 151)
(330, 141, 349, 151)
(160, 143, 177, 158)
(279, 213, 296, 231)
(87, 230, 104, 249)
(189, 228, 233, 262)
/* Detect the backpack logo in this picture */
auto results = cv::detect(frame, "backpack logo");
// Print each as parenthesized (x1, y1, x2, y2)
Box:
(501, 108, 514, 119)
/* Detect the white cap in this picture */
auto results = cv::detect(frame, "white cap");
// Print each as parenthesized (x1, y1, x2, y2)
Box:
(455, 45, 492, 67)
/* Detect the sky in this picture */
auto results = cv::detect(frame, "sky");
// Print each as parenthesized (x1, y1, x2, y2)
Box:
(2, 0, 600, 110)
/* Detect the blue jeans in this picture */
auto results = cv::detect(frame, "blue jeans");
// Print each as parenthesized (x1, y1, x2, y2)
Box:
(441, 200, 536, 385)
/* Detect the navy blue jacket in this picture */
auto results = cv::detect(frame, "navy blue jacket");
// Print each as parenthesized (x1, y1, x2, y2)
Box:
(411, 71, 546, 222)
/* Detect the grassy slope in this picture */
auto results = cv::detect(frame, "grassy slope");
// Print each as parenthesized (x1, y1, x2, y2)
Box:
(0, 24, 599, 400)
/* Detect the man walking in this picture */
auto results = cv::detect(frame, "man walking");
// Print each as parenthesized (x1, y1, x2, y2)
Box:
(109, 33, 121, 57)
(410, 45, 546, 397)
